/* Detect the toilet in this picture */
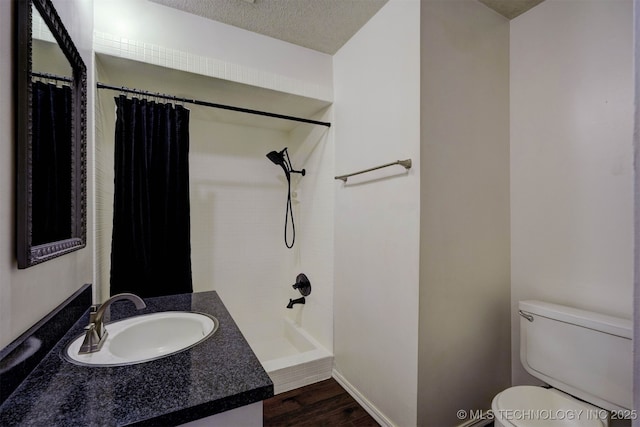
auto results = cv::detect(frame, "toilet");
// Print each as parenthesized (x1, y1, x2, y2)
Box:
(492, 300, 633, 427)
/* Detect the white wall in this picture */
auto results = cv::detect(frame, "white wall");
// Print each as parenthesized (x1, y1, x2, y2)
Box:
(510, 0, 634, 384)
(0, 0, 94, 349)
(417, 0, 511, 424)
(333, 1, 421, 425)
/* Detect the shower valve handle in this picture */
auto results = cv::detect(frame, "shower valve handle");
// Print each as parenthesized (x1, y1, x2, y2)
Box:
(291, 273, 311, 296)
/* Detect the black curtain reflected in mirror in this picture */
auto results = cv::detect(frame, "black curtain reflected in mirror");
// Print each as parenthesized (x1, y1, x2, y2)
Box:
(110, 96, 193, 298)
(31, 81, 72, 245)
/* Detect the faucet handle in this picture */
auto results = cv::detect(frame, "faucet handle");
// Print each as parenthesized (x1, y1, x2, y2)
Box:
(291, 274, 311, 296)
(88, 304, 100, 324)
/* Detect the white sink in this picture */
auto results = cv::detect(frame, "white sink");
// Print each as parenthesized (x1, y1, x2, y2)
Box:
(64, 311, 218, 367)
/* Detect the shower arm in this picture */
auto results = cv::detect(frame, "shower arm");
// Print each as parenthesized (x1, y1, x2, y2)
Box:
(284, 150, 306, 176)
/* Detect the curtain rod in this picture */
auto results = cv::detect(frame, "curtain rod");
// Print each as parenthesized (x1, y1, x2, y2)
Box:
(32, 71, 73, 82)
(96, 82, 331, 128)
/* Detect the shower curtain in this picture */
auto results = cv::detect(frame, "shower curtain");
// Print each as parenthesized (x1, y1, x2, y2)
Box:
(31, 81, 72, 245)
(110, 96, 193, 297)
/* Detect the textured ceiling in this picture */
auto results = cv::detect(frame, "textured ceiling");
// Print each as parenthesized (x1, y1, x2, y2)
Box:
(148, 0, 545, 55)
(148, 0, 388, 54)
(478, 0, 545, 19)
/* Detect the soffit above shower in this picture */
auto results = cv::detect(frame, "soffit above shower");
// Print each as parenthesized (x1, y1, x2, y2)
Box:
(147, 0, 388, 55)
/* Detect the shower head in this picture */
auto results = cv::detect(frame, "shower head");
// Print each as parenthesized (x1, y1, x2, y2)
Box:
(267, 148, 290, 180)
(266, 149, 286, 167)
(266, 147, 305, 179)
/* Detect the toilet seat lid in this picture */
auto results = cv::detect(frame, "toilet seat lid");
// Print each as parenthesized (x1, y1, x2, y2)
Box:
(493, 386, 606, 427)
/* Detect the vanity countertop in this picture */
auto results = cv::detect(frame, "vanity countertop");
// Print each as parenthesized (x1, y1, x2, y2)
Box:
(0, 291, 274, 426)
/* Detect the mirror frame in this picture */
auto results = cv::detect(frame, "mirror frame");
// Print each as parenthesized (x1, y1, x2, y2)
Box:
(16, 0, 87, 268)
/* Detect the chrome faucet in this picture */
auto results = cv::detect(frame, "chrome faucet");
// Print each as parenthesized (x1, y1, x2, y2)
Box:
(79, 293, 146, 354)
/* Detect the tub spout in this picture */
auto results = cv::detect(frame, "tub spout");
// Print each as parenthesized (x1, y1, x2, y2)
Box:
(287, 297, 305, 309)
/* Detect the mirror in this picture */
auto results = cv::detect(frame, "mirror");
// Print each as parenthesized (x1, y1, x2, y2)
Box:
(16, 0, 87, 268)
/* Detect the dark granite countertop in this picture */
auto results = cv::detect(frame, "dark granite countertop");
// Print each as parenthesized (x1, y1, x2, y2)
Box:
(0, 291, 274, 426)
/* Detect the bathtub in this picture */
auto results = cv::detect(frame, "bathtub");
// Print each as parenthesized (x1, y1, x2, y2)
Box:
(238, 318, 333, 394)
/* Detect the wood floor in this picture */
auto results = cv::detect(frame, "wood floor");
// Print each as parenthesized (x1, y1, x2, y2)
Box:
(263, 378, 380, 427)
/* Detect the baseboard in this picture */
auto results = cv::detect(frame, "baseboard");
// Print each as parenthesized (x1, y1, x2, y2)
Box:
(331, 368, 396, 427)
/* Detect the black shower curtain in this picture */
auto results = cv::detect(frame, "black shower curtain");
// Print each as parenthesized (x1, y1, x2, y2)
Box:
(31, 81, 72, 245)
(110, 96, 193, 297)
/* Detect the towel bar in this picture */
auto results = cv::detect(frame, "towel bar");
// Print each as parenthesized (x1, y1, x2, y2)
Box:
(334, 159, 412, 183)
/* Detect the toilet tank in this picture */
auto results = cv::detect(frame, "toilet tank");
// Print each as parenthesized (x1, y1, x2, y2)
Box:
(519, 300, 632, 412)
